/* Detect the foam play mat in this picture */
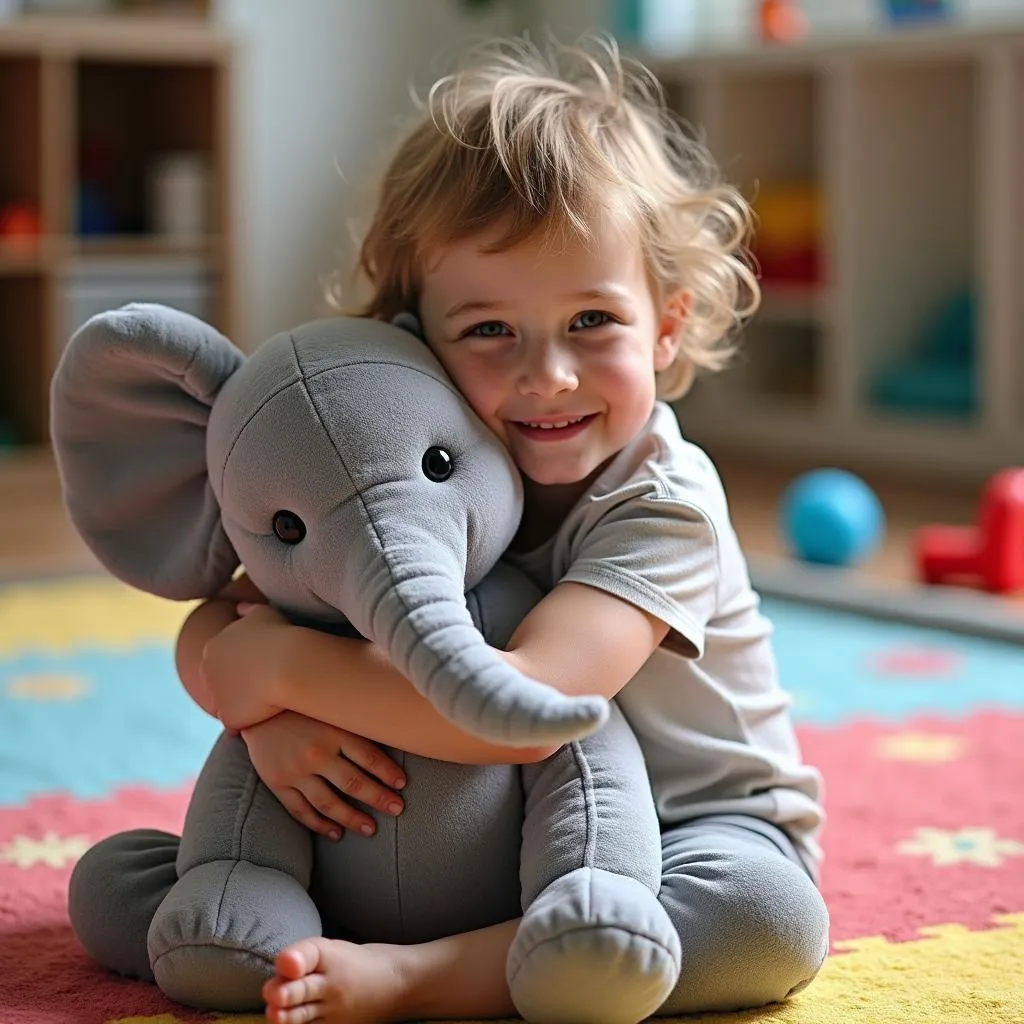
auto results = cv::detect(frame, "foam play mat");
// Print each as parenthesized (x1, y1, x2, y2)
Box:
(1, 573, 1022, 1022)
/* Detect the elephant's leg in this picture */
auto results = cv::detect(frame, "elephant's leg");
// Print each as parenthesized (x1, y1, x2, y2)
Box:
(147, 731, 322, 1012)
(509, 702, 681, 1024)
(68, 828, 179, 981)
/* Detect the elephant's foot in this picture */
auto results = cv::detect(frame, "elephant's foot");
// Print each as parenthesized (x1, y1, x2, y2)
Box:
(148, 860, 323, 1011)
(508, 867, 681, 1024)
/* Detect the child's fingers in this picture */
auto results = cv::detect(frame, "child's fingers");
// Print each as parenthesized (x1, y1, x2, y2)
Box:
(298, 776, 381, 837)
(319, 757, 404, 821)
(277, 787, 344, 842)
(337, 733, 407, 791)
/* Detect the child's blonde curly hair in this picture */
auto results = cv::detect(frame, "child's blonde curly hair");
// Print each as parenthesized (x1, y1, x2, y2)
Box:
(339, 35, 759, 400)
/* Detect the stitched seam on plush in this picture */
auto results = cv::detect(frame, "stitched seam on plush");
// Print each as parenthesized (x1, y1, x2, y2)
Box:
(506, 925, 679, 986)
(290, 341, 414, 933)
(151, 939, 277, 970)
(570, 739, 597, 921)
(217, 336, 303, 497)
(210, 760, 260, 938)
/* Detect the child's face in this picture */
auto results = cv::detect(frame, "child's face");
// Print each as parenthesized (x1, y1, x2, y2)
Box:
(418, 215, 685, 488)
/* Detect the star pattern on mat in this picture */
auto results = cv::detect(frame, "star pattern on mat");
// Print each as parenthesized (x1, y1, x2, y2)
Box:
(6, 671, 90, 701)
(0, 830, 90, 868)
(897, 827, 1024, 868)
(875, 731, 965, 763)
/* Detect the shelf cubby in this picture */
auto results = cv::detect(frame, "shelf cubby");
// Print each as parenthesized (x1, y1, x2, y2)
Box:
(0, 56, 43, 257)
(0, 274, 46, 446)
(76, 59, 218, 238)
(847, 54, 979, 425)
(712, 67, 819, 192)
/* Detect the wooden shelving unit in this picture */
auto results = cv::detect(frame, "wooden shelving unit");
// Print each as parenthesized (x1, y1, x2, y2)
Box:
(0, 13, 234, 447)
(653, 22, 1024, 485)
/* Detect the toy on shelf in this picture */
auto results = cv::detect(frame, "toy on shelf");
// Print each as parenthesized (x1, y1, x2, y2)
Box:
(0, 202, 42, 249)
(758, 0, 809, 44)
(870, 290, 975, 418)
(77, 137, 120, 236)
(752, 183, 822, 287)
(882, 0, 954, 25)
(915, 469, 1024, 593)
(781, 468, 885, 567)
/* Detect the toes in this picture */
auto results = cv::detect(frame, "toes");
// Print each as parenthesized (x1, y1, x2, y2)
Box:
(263, 976, 289, 1007)
(277, 973, 327, 1008)
(271, 1002, 324, 1024)
(275, 938, 324, 980)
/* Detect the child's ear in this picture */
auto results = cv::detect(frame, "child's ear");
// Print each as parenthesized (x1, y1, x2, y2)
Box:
(653, 289, 690, 372)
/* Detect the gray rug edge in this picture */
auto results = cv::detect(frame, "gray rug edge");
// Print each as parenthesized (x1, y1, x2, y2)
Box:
(750, 554, 1024, 645)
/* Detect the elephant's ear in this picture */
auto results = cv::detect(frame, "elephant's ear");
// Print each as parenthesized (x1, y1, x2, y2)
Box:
(50, 303, 243, 599)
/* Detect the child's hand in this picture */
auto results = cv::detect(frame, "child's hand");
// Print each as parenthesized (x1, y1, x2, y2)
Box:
(200, 603, 292, 730)
(241, 711, 406, 840)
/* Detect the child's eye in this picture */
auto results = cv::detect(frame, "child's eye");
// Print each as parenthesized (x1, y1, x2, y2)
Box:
(571, 310, 614, 330)
(465, 321, 511, 339)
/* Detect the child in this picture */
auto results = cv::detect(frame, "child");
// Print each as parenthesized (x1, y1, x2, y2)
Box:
(151, 35, 829, 1023)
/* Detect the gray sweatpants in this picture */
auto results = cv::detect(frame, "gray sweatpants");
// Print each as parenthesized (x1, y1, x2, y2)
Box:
(68, 808, 827, 1017)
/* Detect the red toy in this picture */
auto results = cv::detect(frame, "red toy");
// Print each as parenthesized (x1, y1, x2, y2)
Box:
(0, 202, 42, 249)
(758, 0, 809, 44)
(915, 469, 1024, 593)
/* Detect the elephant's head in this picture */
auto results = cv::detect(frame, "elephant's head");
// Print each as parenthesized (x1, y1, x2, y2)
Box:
(50, 304, 608, 746)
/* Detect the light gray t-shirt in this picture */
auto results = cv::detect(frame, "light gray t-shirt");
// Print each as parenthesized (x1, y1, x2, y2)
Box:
(505, 402, 824, 873)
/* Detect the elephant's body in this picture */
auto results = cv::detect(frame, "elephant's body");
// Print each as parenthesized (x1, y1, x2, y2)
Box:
(312, 755, 525, 944)
(310, 566, 529, 945)
(54, 306, 684, 1024)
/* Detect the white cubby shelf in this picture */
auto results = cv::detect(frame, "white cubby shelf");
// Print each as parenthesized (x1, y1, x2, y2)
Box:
(650, 23, 1024, 485)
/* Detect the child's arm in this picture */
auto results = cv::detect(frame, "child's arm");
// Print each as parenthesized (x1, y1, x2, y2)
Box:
(174, 576, 266, 718)
(201, 582, 669, 763)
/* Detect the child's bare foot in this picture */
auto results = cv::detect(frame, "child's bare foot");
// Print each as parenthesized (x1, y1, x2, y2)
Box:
(263, 937, 410, 1024)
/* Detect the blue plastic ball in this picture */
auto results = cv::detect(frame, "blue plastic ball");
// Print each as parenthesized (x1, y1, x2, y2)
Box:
(780, 469, 885, 566)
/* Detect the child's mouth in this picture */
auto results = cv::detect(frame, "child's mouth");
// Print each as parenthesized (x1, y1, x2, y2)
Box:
(512, 414, 597, 441)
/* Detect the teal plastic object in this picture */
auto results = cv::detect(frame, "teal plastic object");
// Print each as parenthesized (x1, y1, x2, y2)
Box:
(781, 469, 885, 567)
(610, 0, 642, 43)
(870, 290, 976, 416)
(871, 363, 975, 416)
(0, 420, 17, 457)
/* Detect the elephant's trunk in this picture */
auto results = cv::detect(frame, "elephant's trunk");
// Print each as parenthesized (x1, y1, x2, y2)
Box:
(369, 570, 608, 747)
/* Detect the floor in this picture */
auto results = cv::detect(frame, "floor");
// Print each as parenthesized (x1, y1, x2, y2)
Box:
(0, 444, 984, 585)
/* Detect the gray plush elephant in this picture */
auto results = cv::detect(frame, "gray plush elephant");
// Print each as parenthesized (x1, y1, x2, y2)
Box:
(53, 305, 682, 1024)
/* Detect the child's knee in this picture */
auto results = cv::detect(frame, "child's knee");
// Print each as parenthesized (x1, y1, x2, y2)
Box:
(659, 850, 829, 1014)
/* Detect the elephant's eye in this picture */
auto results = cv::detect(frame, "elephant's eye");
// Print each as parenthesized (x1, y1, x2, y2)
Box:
(272, 510, 306, 544)
(422, 446, 453, 482)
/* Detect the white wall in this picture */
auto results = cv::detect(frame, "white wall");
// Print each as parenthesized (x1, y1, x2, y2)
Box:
(213, 0, 514, 348)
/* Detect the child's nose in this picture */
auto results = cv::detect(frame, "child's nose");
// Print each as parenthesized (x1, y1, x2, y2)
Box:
(516, 340, 578, 396)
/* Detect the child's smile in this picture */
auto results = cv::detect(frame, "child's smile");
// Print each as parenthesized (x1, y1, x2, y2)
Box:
(512, 412, 598, 442)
